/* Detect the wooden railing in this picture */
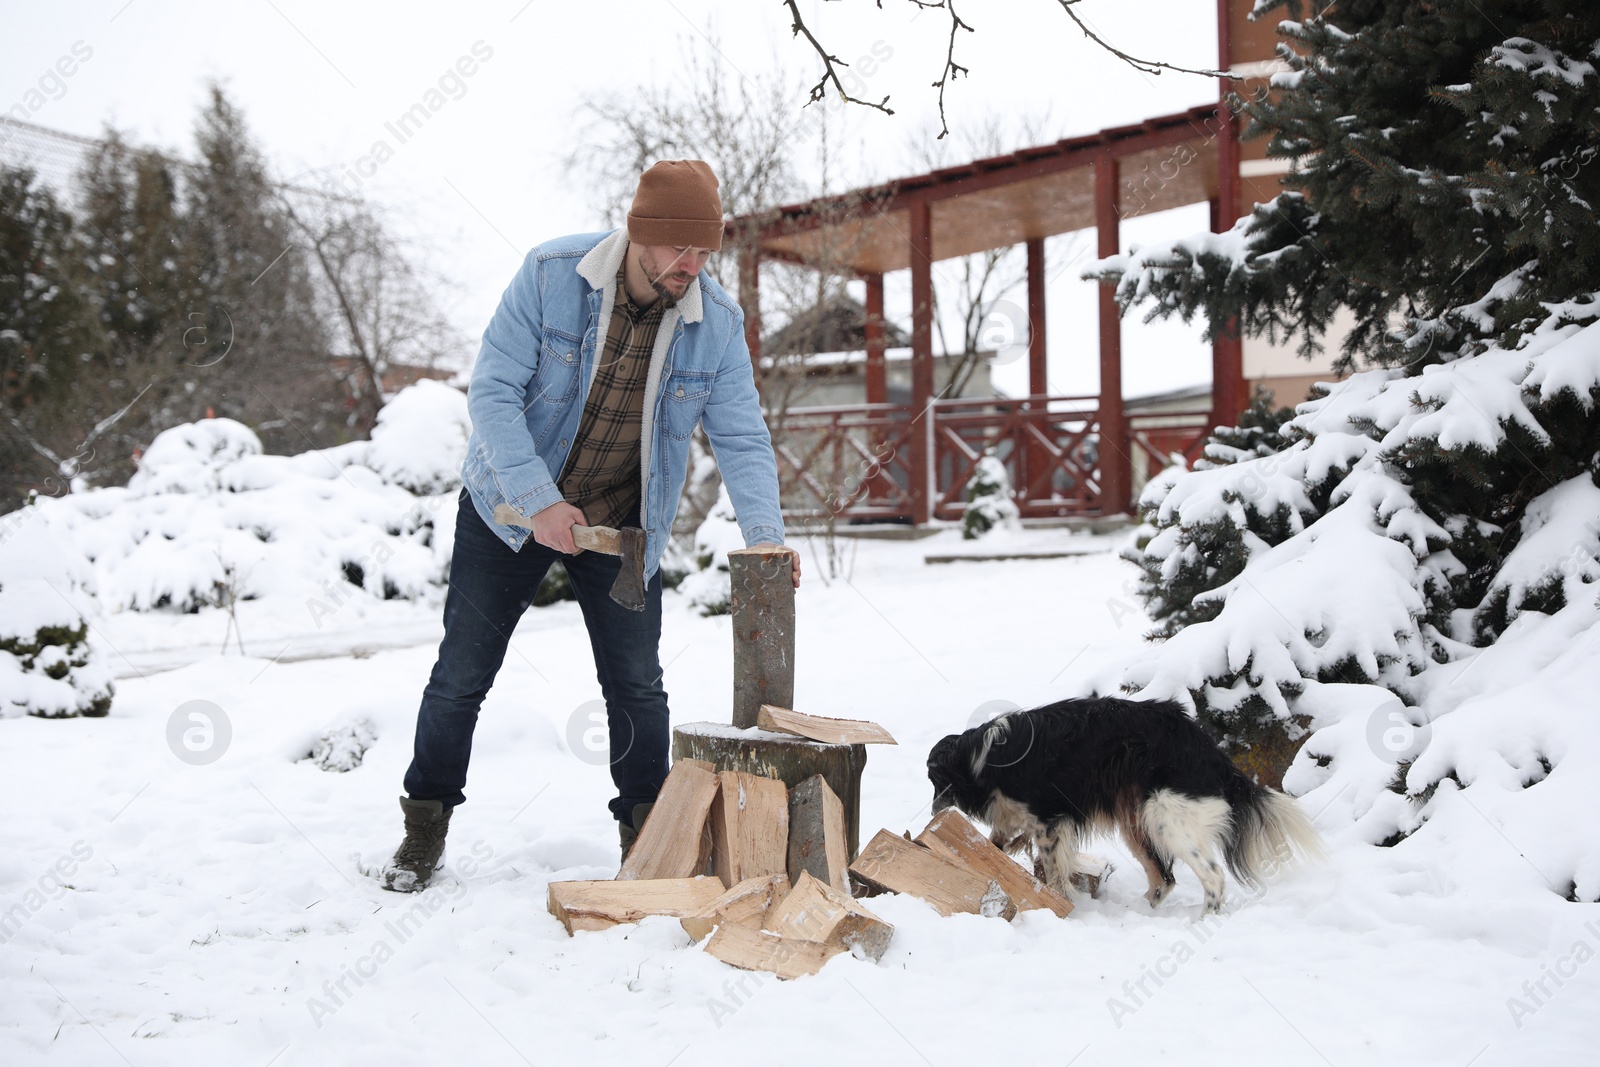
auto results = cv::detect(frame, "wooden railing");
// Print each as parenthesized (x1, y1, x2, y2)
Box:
(769, 395, 1212, 524)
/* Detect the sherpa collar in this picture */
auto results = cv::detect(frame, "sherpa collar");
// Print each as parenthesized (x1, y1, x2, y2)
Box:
(575, 228, 704, 324)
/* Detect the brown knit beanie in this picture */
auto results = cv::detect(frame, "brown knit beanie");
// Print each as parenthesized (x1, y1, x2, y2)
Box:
(627, 160, 724, 250)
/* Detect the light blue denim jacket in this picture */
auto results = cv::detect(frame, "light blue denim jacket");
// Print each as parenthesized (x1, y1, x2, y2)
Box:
(460, 228, 784, 579)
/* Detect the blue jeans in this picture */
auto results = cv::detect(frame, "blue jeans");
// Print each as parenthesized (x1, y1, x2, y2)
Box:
(403, 489, 670, 824)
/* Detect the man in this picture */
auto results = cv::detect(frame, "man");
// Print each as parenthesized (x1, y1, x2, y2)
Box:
(383, 160, 798, 892)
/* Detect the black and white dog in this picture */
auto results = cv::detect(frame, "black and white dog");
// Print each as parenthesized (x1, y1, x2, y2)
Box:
(927, 696, 1322, 913)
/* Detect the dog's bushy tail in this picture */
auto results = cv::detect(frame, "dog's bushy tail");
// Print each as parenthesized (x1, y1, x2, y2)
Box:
(1225, 788, 1326, 888)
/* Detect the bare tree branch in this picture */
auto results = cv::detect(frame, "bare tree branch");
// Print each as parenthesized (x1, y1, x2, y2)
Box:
(782, 0, 1227, 134)
(1053, 0, 1228, 78)
(931, 1, 973, 140)
(782, 0, 895, 118)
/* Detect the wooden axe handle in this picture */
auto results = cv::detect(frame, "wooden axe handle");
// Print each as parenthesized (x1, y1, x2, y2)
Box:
(491, 503, 623, 556)
(571, 525, 623, 555)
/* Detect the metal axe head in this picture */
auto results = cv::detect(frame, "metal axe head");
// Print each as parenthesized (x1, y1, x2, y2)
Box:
(608, 527, 647, 612)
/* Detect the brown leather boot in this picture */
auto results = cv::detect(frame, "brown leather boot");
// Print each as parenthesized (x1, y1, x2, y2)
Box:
(618, 802, 655, 864)
(384, 796, 452, 892)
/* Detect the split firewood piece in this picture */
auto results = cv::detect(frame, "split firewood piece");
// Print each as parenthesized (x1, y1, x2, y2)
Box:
(757, 704, 897, 746)
(703, 922, 843, 980)
(617, 758, 718, 881)
(916, 808, 1073, 918)
(680, 874, 790, 943)
(764, 871, 894, 961)
(1068, 855, 1115, 899)
(547, 877, 725, 935)
(787, 774, 850, 893)
(710, 770, 790, 888)
(849, 829, 1018, 920)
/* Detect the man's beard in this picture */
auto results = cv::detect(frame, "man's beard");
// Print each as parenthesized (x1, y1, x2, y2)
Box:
(641, 252, 694, 306)
(648, 276, 681, 307)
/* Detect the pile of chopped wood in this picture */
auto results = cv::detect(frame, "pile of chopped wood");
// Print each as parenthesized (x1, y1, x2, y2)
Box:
(546, 707, 1072, 979)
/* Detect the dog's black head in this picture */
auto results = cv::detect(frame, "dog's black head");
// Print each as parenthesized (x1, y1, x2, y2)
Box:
(927, 717, 1013, 817)
(927, 733, 965, 815)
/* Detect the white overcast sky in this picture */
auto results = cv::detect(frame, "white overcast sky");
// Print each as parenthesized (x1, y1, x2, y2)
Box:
(1, 0, 1223, 398)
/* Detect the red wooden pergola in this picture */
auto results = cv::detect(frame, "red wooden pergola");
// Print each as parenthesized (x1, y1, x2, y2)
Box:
(727, 99, 1248, 524)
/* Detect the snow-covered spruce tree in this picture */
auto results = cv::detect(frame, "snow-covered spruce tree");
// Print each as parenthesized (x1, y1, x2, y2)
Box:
(1092, 1, 1600, 786)
(961, 451, 1020, 540)
(1123, 389, 1300, 640)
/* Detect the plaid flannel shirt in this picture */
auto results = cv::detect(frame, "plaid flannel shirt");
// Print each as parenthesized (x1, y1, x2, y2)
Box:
(555, 268, 666, 529)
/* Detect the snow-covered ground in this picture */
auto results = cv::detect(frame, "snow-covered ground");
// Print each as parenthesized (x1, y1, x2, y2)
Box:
(5, 521, 1598, 1066)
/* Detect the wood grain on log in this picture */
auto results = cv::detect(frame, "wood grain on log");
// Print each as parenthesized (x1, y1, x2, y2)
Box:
(849, 829, 1018, 920)
(547, 877, 724, 935)
(764, 872, 893, 961)
(709, 771, 790, 888)
(703, 922, 842, 979)
(616, 759, 718, 881)
(680, 874, 791, 942)
(916, 809, 1073, 918)
(757, 704, 897, 746)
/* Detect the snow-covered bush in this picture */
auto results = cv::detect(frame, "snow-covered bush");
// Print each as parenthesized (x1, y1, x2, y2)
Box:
(0, 507, 113, 718)
(364, 378, 473, 496)
(16, 380, 469, 625)
(678, 485, 743, 616)
(961, 452, 1020, 540)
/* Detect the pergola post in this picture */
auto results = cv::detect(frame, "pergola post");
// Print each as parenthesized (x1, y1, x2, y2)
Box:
(1026, 237, 1048, 398)
(863, 271, 889, 506)
(1211, 11, 1247, 432)
(908, 200, 935, 525)
(1025, 237, 1050, 509)
(1209, 196, 1246, 434)
(1094, 151, 1131, 515)
(864, 272, 887, 404)
(739, 244, 762, 366)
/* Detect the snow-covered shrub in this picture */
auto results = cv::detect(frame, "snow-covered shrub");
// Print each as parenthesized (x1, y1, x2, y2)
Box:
(0, 507, 113, 718)
(961, 452, 1020, 540)
(678, 485, 743, 616)
(365, 379, 473, 496)
(23, 380, 468, 627)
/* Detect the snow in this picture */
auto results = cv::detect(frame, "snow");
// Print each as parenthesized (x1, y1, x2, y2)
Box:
(5, 376, 1600, 1061)
(4, 515, 1599, 1063)
(1491, 38, 1598, 90)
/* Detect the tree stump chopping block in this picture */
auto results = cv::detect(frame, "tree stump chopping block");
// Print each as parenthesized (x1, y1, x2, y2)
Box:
(728, 547, 795, 730)
(672, 723, 867, 862)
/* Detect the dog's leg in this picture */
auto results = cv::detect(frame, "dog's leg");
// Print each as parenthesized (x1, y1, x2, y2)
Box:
(1118, 816, 1176, 907)
(1140, 790, 1232, 914)
(1036, 820, 1098, 900)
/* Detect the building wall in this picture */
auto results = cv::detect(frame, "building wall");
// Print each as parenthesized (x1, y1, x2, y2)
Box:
(1225, 0, 1347, 407)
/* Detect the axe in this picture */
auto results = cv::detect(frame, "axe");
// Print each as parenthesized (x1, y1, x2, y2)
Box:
(492, 504, 647, 612)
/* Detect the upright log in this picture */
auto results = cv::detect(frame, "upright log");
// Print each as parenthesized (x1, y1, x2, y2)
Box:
(729, 547, 795, 729)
